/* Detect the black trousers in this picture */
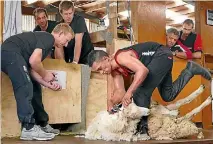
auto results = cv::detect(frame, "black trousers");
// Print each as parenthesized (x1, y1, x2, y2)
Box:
(133, 47, 181, 108)
(1, 48, 49, 127)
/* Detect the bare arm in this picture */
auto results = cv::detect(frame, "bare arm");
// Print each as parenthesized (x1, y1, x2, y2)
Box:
(30, 69, 61, 91)
(110, 71, 126, 104)
(29, 49, 55, 82)
(30, 69, 51, 87)
(54, 46, 65, 59)
(29, 49, 46, 77)
(175, 51, 201, 59)
(175, 52, 188, 59)
(192, 51, 202, 59)
(73, 33, 84, 63)
(117, 52, 149, 95)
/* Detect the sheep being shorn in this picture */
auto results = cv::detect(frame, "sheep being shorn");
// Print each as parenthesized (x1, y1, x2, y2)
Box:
(85, 85, 212, 141)
(85, 102, 151, 141)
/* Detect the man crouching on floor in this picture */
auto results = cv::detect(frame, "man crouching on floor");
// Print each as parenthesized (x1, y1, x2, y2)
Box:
(1, 23, 74, 140)
(87, 28, 211, 139)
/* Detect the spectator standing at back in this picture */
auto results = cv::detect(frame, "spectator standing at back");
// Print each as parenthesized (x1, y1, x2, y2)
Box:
(171, 19, 202, 59)
(54, 1, 94, 64)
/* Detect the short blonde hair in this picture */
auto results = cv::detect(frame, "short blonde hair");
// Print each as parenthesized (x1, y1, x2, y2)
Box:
(52, 23, 74, 39)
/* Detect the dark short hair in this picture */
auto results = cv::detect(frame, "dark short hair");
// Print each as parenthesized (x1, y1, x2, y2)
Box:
(87, 50, 109, 67)
(183, 19, 194, 28)
(59, 1, 74, 14)
(166, 28, 180, 37)
(33, 8, 48, 18)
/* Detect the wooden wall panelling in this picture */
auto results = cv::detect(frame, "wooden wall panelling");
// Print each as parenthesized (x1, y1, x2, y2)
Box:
(137, 1, 166, 44)
(195, 1, 213, 55)
(195, 1, 213, 128)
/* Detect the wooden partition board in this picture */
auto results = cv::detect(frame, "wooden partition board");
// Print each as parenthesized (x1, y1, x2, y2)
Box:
(1, 72, 21, 137)
(86, 72, 107, 128)
(42, 59, 81, 124)
(1, 59, 82, 137)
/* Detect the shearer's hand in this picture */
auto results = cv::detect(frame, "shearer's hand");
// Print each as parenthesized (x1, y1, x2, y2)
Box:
(122, 92, 132, 107)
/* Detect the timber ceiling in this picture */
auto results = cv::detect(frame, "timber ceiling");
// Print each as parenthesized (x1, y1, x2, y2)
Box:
(21, 0, 195, 29)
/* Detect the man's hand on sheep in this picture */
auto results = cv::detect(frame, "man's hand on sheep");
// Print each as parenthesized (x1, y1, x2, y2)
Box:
(107, 89, 126, 111)
(122, 92, 133, 107)
(107, 89, 129, 114)
(107, 99, 114, 112)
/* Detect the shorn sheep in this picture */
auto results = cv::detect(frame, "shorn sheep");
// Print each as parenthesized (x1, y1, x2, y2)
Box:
(85, 84, 212, 141)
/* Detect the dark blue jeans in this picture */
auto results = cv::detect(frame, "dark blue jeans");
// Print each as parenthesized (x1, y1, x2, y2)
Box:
(1, 49, 48, 128)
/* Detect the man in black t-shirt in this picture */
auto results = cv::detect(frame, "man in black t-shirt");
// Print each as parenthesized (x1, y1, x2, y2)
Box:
(171, 19, 202, 60)
(33, 8, 56, 33)
(1, 23, 74, 141)
(54, 1, 94, 64)
(33, 8, 57, 58)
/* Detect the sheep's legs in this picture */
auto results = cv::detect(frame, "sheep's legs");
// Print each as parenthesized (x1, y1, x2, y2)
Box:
(166, 85, 205, 110)
(177, 96, 212, 121)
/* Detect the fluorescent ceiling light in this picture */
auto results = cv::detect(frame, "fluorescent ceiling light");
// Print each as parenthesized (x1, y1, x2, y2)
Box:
(166, 9, 179, 19)
(173, 0, 186, 6)
(26, 0, 37, 4)
(43, 0, 59, 5)
(185, 4, 195, 11)
(166, 26, 172, 29)
(119, 10, 131, 17)
(173, 15, 188, 24)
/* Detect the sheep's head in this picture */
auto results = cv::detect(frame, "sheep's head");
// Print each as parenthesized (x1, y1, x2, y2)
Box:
(120, 102, 150, 119)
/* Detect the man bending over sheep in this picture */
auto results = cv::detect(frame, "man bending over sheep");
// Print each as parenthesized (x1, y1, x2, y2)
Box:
(87, 28, 211, 137)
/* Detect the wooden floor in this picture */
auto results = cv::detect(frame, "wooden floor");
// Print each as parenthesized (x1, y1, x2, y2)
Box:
(2, 129, 213, 144)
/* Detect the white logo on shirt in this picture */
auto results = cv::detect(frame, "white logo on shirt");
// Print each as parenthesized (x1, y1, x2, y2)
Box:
(141, 51, 155, 56)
